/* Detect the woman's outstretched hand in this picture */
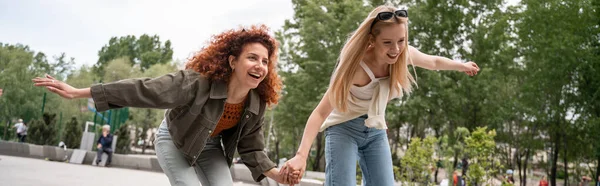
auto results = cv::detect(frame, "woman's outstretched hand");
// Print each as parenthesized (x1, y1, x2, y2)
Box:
(463, 61, 480, 76)
(32, 74, 88, 99)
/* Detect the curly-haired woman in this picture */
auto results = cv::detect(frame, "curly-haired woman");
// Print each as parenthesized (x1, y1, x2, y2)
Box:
(33, 25, 299, 186)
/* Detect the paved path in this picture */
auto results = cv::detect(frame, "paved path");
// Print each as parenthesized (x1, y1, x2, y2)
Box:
(0, 155, 257, 186)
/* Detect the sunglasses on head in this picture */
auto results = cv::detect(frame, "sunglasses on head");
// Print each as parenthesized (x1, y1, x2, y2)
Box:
(370, 10, 408, 31)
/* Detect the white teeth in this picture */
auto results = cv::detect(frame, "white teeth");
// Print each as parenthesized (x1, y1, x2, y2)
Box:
(249, 73, 261, 78)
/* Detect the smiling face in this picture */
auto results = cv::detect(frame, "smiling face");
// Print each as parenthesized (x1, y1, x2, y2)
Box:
(369, 22, 407, 65)
(228, 42, 269, 89)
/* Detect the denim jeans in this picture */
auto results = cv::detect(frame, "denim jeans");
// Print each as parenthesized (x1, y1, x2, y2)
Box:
(325, 115, 395, 186)
(155, 120, 233, 186)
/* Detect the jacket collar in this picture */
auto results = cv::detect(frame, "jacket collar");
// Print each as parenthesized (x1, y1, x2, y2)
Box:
(209, 81, 260, 115)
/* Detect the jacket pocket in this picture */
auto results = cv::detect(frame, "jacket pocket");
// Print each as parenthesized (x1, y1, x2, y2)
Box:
(188, 123, 212, 161)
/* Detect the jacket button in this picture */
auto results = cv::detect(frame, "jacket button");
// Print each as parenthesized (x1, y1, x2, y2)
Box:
(208, 130, 212, 134)
(193, 156, 196, 159)
(245, 115, 249, 119)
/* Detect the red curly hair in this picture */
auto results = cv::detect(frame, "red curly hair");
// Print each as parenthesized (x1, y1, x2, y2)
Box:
(185, 24, 282, 106)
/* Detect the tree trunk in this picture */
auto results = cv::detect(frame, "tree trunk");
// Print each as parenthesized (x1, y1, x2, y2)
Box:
(513, 147, 519, 173)
(435, 167, 439, 184)
(507, 120, 514, 170)
(434, 128, 440, 184)
(3, 120, 8, 140)
(453, 151, 458, 170)
(141, 109, 152, 154)
(391, 127, 400, 155)
(522, 122, 538, 186)
(265, 111, 274, 154)
(523, 148, 531, 186)
(141, 126, 148, 154)
(275, 140, 280, 163)
(551, 134, 559, 186)
(595, 155, 599, 186)
(409, 124, 416, 141)
(312, 132, 324, 171)
(516, 149, 523, 186)
(563, 137, 568, 186)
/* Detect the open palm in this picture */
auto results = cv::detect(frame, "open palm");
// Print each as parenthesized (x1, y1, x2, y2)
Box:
(32, 74, 80, 99)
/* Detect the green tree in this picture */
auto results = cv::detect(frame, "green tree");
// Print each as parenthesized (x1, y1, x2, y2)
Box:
(115, 123, 132, 154)
(438, 127, 470, 178)
(400, 136, 437, 185)
(515, 0, 598, 184)
(103, 57, 140, 82)
(128, 63, 177, 154)
(571, 0, 600, 184)
(464, 127, 499, 186)
(27, 113, 58, 145)
(62, 117, 82, 148)
(94, 34, 173, 77)
(372, 4, 519, 186)
(0, 44, 44, 128)
(0, 43, 74, 141)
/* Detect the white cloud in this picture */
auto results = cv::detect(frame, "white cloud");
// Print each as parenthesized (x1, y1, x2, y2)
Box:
(0, 0, 294, 68)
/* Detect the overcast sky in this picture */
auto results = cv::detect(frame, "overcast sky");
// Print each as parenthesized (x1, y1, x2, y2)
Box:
(1, 0, 522, 69)
(0, 0, 294, 68)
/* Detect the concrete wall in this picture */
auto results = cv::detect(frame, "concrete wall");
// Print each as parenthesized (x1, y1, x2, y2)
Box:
(0, 140, 161, 172)
(0, 140, 324, 185)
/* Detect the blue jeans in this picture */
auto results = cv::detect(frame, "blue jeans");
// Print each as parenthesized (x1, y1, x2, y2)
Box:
(155, 120, 233, 186)
(325, 115, 395, 186)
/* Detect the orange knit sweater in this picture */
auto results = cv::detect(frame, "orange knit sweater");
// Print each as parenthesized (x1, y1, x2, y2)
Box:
(211, 101, 245, 137)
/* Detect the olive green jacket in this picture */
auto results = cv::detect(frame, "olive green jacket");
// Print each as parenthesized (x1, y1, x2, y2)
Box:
(90, 70, 276, 182)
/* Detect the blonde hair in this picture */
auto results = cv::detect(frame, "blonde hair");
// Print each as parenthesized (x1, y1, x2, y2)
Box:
(328, 5, 416, 112)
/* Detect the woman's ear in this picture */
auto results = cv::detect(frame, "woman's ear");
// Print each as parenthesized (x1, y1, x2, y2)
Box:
(368, 35, 375, 47)
(228, 55, 236, 70)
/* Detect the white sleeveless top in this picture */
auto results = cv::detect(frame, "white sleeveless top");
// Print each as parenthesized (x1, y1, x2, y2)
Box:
(320, 61, 399, 131)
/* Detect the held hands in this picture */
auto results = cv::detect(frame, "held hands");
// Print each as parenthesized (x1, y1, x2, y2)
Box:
(462, 61, 480, 76)
(32, 74, 81, 99)
(279, 154, 308, 185)
(265, 167, 301, 186)
(97, 144, 102, 149)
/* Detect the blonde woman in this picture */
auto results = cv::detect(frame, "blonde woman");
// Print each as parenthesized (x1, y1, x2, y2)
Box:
(282, 5, 480, 186)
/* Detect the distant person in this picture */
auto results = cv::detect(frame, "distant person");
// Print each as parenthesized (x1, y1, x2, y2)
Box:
(12, 119, 27, 142)
(505, 169, 515, 184)
(0, 88, 3, 96)
(96, 125, 113, 167)
(461, 157, 469, 176)
(539, 175, 548, 186)
(580, 176, 593, 186)
(453, 171, 458, 186)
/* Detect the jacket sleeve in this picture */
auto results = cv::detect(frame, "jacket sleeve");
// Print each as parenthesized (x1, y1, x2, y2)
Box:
(90, 70, 201, 112)
(237, 117, 277, 182)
